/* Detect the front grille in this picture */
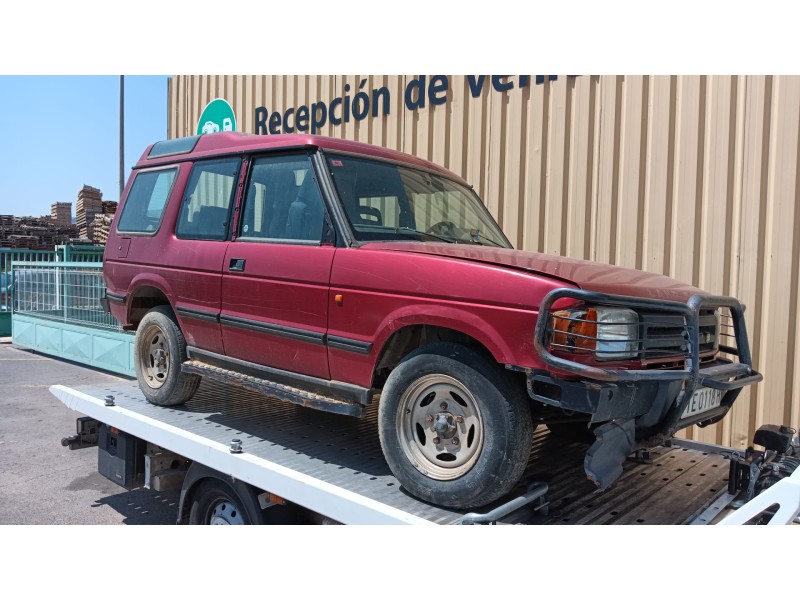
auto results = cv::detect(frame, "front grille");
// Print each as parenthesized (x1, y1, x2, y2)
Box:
(544, 307, 721, 362)
(639, 309, 719, 359)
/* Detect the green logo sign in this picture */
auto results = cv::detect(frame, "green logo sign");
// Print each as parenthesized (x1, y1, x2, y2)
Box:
(196, 98, 237, 135)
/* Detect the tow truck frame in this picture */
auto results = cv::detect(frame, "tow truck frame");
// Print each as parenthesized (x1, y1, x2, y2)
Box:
(51, 379, 799, 525)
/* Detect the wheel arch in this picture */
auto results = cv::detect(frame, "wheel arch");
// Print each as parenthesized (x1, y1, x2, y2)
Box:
(126, 276, 174, 328)
(369, 309, 519, 388)
(176, 462, 265, 525)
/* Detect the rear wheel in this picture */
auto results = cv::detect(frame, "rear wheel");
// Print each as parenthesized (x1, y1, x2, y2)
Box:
(188, 480, 264, 525)
(134, 306, 199, 406)
(378, 342, 533, 509)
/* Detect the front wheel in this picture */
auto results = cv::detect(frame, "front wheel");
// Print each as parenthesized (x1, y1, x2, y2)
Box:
(134, 306, 200, 406)
(378, 343, 533, 509)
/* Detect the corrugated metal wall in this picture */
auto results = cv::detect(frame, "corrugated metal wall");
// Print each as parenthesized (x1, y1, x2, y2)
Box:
(167, 75, 800, 449)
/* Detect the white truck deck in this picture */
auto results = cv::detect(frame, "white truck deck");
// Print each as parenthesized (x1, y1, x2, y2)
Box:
(50, 377, 752, 525)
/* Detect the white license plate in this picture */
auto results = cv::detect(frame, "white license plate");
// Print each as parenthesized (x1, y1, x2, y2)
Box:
(681, 387, 723, 419)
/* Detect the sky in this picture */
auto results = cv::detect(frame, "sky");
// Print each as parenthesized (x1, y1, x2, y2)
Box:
(0, 75, 168, 217)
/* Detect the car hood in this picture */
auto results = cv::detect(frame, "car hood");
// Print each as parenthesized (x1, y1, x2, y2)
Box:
(366, 242, 706, 303)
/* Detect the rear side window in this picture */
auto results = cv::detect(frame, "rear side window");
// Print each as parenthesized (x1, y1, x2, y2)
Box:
(176, 157, 241, 241)
(116, 168, 178, 233)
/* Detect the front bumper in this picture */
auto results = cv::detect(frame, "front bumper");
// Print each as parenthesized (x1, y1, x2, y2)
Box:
(531, 288, 763, 443)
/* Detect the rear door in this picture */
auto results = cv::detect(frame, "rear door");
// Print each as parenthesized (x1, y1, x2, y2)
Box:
(220, 153, 334, 379)
(169, 157, 242, 353)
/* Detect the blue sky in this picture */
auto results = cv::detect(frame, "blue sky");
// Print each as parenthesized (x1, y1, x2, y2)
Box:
(0, 76, 169, 218)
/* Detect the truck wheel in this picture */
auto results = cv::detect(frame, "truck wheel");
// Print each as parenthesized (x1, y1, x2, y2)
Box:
(134, 306, 199, 406)
(378, 342, 533, 509)
(188, 480, 264, 525)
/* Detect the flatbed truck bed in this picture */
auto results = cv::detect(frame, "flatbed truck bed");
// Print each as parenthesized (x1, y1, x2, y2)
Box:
(51, 378, 764, 525)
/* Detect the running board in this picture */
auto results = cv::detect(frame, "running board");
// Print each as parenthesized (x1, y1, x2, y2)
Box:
(181, 360, 365, 417)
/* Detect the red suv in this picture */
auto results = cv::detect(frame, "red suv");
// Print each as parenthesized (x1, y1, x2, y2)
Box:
(103, 132, 762, 509)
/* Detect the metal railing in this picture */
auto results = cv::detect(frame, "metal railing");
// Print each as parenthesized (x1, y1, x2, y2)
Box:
(0, 245, 105, 316)
(12, 261, 121, 331)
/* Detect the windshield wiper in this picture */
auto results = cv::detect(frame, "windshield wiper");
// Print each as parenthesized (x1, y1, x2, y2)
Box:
(468, 229, 504, 247)
(395, 227, 456, 244)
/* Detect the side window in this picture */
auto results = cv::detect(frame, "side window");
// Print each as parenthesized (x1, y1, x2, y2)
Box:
(176, 157, 241, 241)
(116, 168, 177, 233)
(239, 155, 326, 243)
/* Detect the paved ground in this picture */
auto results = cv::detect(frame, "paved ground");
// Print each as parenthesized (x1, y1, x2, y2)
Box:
(0, 339, 180, 525)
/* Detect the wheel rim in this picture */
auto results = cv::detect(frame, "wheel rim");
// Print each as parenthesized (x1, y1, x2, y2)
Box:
(138, 323, 170, 390)
(208, 499, 245, 525)
(396, 374, 484, 481)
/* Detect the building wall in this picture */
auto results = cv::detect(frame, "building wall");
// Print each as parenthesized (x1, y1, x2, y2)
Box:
(167, 75, 800, 449)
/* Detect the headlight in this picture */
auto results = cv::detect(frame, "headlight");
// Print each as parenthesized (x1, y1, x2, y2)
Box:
(551, 307, 639, 360)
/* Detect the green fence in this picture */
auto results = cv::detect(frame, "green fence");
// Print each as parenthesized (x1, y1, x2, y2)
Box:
(12, 261, 120, 330)
(8, 258, 135, 376)
(0, 245, 104, 336)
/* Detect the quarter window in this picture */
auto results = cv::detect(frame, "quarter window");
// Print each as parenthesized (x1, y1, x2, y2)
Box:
(116, 168, 177, 234)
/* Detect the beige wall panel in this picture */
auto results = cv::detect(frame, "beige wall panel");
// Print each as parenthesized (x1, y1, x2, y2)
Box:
(565, 75, 593, 260)
(401, 75, 417, 158)
(485, 81, 506, 222)
(616, 75, 646, 269)
(732, 76, 770, 447)
(369, 76, 385, 149)
(522, 80, 548, 252)
(385, 75, 404, 151)
(501, 82, 527, 249)
(642, 76, 674, 276)
(759, 76, 800, 428)
(699, 76, 735, 297)
(592, 75, 621, 264)
(690, 76, 736, 444)
(543, 78, 568, 257)
(464, 77, 490, 208)
(168, 74, 800, 448)
(670, 76, 702, 287)
(447, 76, 467, 179)
(430, 80, 449, 190)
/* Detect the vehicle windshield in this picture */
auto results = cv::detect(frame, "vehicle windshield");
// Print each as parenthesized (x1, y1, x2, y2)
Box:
(325, 153, 512, 248)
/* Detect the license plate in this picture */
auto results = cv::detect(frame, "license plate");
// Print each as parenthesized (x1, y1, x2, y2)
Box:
(681, 387, 723, 419)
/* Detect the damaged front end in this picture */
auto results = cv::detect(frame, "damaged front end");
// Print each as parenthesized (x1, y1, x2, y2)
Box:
(529, 288, 763, 490)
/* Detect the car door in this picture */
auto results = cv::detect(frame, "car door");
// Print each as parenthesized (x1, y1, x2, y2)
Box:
(169, 156, 242, 353)
(220, 153, 334, 380)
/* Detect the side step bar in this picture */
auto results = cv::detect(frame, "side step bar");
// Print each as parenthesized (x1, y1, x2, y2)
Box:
(181, 360, 366, 417)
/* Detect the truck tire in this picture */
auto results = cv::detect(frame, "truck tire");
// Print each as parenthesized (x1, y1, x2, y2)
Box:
(188, 479, 265, 525)
(378, 342, 533, 509)
(134, 306, 200, 407)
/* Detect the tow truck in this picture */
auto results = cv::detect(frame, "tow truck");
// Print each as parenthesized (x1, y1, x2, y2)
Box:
(54, 377, 800, 525)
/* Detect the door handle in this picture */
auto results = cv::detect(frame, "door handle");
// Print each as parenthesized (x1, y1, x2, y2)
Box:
(229, 258, 246, 272)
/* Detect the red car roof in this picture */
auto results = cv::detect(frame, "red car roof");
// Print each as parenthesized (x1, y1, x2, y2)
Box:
(136, 132, 466, 185)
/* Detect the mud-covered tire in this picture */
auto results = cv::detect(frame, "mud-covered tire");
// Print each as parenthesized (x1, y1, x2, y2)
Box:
(378, 342, 533, 509)
(134, 305, 200, 407)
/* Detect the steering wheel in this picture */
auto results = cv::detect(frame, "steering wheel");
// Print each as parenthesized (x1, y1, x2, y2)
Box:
(426, 220, 459, 237)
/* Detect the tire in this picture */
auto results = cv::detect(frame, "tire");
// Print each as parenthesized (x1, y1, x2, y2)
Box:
(378, 342, 533, 509)
(134, 305, 200, 407)
(188, 479, 264, 525)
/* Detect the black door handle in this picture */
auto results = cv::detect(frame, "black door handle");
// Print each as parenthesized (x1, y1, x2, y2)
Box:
(229, 258, 246, 272)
